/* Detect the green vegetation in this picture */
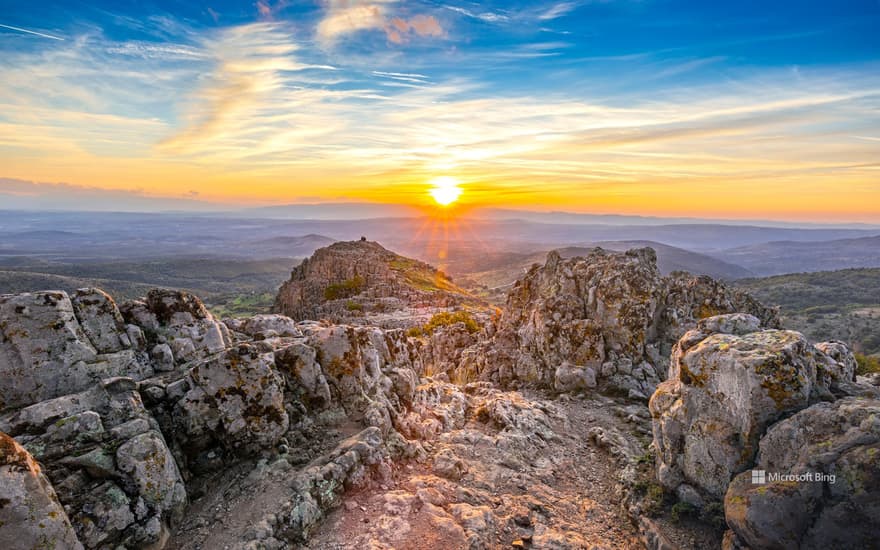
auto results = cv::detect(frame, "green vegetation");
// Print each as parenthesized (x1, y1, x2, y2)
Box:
(323, 275, 366, 300)
(345, 300, 364, 311)
(424, 310, 480, 334)
(206, 292, 276, 319)
(634, 481, 666, 517)
(406, 310, 481, 338)
(856, 353, 880, 376)
(388, 257, 468, 294)
(736, 268, 880, 355)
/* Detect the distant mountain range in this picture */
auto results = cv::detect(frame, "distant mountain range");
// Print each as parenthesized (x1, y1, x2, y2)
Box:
(716, 235, 880, 276)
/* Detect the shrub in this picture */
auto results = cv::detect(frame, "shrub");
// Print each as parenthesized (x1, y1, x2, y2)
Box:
(345, 300, 363, 311)
(422, 310, 480, 335)
(324, 275, 366, 300)
(855, 352, 880, 376)
(406, 326, 425, 338)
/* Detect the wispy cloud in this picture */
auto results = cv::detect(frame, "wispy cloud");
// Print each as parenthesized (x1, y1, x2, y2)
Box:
(538, 2, 579, 21)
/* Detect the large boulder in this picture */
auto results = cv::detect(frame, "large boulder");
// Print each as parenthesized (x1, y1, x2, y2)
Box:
(725, 398, 880, 549)
(650, 315, 819, 500)
(0, 291, 153, 410)
(0, 432, 83, 550)
(172, 343, 289, 459)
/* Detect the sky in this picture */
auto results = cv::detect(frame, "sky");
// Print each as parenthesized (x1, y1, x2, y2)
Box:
(0, 0, 879, 222)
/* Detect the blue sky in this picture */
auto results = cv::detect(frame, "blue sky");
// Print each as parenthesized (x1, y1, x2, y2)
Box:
(0, 1, 879, 220)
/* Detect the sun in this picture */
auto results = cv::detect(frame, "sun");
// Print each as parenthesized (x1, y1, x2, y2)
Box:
(428, 176, 463, 206)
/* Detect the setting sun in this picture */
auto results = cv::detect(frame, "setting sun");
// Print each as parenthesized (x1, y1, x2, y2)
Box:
(428, 176, 463, 207)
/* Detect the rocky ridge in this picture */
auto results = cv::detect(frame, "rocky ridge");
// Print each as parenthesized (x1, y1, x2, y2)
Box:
(273, 239, 482, 329)
(1, 242, 878, 550)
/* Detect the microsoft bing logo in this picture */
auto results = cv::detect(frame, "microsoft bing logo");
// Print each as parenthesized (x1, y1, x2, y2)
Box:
(751, 470, 766, 484)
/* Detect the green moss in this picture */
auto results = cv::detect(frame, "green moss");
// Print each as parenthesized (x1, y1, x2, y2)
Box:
(323, 275, 366, 300)
(345, 300, 363, 311)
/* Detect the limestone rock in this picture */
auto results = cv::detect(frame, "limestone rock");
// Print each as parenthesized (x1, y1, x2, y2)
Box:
(176, 344, 289, 455)
(0, 377, 185, 549)
(554, 362, 598, 392)
(0, 432, 83, 550)
(0, 291, 153, 410)
(120, 289, 229, 365)
(725, 398, 880, 550)
(230, 314, 303, 339)
(459, 248, 777, 397)
(651, 319, 818, 499)
(71, 288, 131, 354)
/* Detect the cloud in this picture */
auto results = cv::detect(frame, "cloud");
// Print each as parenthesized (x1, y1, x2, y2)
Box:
(0, 178, 223, 211)
(538, 2, 579, 21)
(443, 5, 510, 23)
(256, 0, 289, 21)
(385, 14, 444, 44)
(316, 1, 444, 45)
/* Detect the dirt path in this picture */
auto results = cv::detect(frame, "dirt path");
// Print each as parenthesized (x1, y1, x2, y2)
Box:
(303, 391, 647, 549)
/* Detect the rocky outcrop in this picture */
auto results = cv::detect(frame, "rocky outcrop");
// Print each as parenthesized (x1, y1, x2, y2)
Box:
(0, 377, 186, 548)
(455, 248, 778, 399)
(121, 288, 230, 366)
(724, 397, 880, 549)
(650, 315, 824, 500)
(0, 290, 154, 410)
(272, 240, 479, 327)
(0, 432, 83, 550)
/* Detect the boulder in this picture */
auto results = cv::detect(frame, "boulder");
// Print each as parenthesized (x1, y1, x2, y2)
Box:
(175, 344, 289, 455)
(0, 432, 83, 550)
(651, 318, 818, 499)
(725, 398, 880, 550)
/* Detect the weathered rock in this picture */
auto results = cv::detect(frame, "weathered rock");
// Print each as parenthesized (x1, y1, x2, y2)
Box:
(273, 427, 390, 542)
(175, 344, 289, 456)
(0, 377, 185, 549)
(554, 361, 598, 393)
(458, 248, 778, 398)
(273, 240, 477, 325)
(814, 340, 857, 389)
(651, 318, 818, 499)
(724, 397, 880, 550)
(227, 314, 303, 339)
(0, 432, 83, 550)
(121, 289, 229, 365)
(71, 288, 131, 354)
(0, 291, 153, 409)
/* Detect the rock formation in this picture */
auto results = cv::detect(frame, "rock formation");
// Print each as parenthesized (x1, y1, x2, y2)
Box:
(451, 248, 779, 399)
(272, 239, 481, 328)
(1, 242, 877, 550)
